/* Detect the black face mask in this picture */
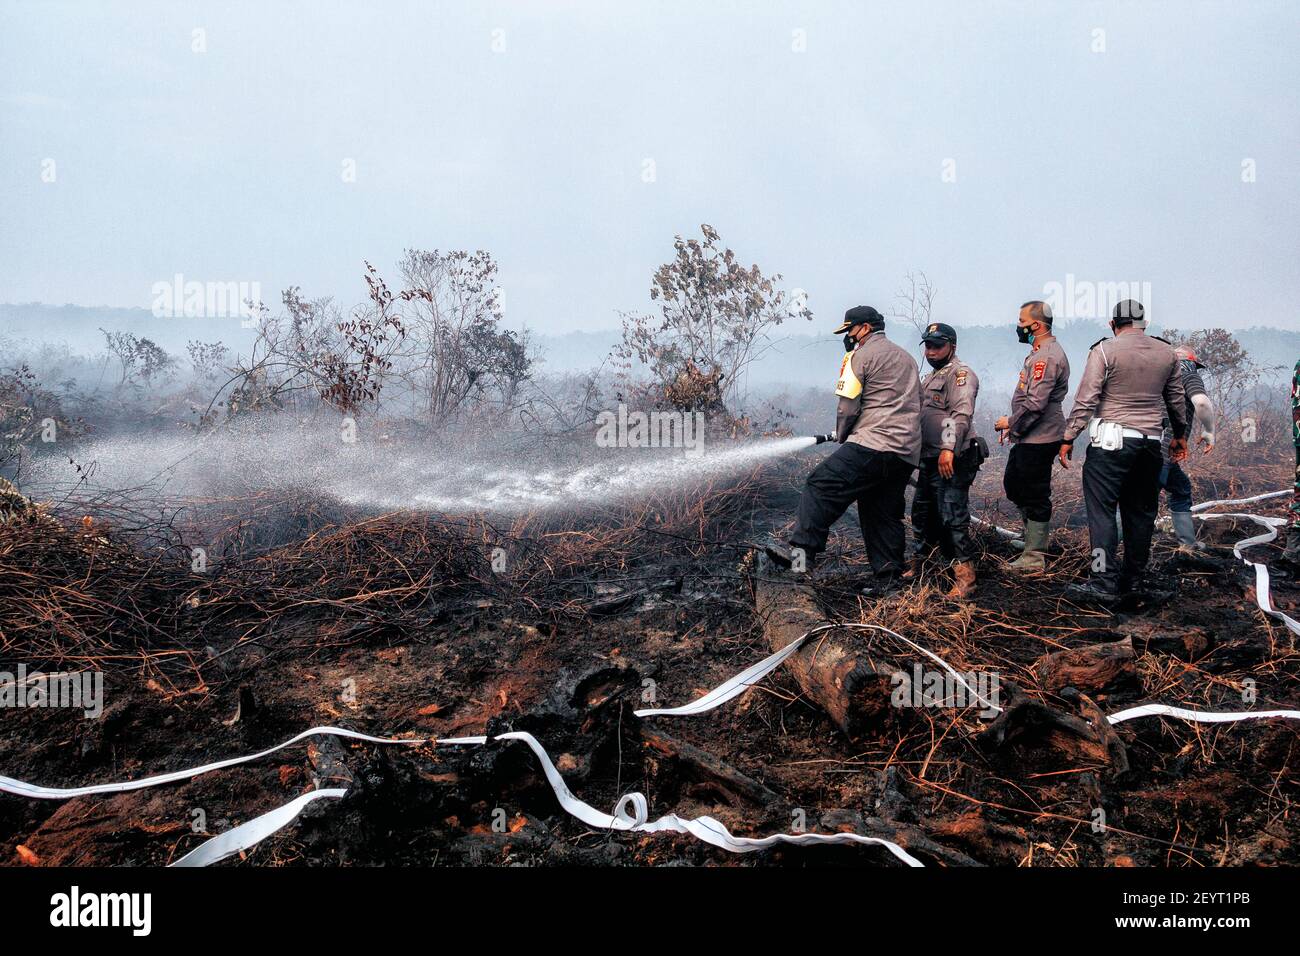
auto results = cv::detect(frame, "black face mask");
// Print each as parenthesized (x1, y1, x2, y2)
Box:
(1016, 325, 1033, 344)
(843, 333, 856, 353)
(925, 354, 951, 370)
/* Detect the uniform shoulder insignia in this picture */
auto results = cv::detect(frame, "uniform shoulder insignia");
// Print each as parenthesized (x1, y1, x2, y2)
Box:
(955, 368, 968, 386)
(1150, 335, 1172, 345)
(1089, 337, 1109, 349)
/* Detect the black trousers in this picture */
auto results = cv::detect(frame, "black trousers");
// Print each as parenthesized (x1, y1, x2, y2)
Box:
(1003, 441, 1058, 522)
(1082, 438, 1163, 590)
(790, 442, 915, 577)
(912, 447, 980, 561)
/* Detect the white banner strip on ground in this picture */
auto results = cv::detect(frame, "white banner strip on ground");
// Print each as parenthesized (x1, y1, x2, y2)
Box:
(1194, 511, 1300, 637)
(6, 490, 1299, 865)
(0, 726, 427, 800)
(1107, 703, 1300, 725)
(633, 629, 812, 717)
(171, 788, 348, 868)
(636, 621, 1001, 717)
(1192, 489, 1291, 512)
(170, 730, 921, 868)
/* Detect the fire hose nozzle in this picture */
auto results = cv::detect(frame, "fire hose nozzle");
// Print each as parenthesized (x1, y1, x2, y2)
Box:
(813, 434, 836, 444)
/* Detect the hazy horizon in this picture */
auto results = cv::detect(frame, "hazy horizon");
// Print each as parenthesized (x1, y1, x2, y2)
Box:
(2, 1, 1298, 334)
(4, 300, 1296, 403)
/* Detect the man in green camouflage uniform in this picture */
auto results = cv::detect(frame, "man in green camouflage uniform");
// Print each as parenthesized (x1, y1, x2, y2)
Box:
(1288, 359, 1300, 564)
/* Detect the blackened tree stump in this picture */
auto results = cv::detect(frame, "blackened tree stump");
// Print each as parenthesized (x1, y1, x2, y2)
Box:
(752, 564, 898, 739)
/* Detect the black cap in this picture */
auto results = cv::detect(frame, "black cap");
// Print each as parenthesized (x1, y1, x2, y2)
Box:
(833, 305, 885, 334)
(1113, 300, 1145, 325)
(920, 322, 957, 345)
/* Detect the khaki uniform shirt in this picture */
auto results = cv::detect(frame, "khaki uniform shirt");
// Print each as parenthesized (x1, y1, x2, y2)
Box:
(834, 332, 922, 466)
(919, 357, 979, 459)
(1007, 337, 1070, 444)
(1064, 332, 1189, 442)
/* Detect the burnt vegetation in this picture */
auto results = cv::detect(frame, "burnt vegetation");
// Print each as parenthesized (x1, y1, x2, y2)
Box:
(1, 241, 1297, 867)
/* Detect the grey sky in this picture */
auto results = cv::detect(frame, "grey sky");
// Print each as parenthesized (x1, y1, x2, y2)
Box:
(2, 0, 1297, 333)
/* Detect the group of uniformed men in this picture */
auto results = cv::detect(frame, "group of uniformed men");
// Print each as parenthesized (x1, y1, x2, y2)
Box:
(767, 299, 1227, 604)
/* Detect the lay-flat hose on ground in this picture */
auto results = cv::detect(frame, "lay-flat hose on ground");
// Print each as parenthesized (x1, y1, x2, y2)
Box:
(2, 490, 1297, 866)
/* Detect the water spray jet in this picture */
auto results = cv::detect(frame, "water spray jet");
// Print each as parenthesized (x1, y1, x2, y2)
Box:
(25, 422, 840, 517)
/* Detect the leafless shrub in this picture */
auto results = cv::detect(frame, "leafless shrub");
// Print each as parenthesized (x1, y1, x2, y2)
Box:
(393, 248, 532, 425)
(890, 270, 937, 337)
(209, 253, 530, 426)
(100, 328, 176, 389)
(186, 340, 229, 383)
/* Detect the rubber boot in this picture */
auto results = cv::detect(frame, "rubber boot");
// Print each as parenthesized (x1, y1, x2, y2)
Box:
(1171, 511, 1205, 552)
(946, 560, 977, 600)
(1008, 520, 1049, 570)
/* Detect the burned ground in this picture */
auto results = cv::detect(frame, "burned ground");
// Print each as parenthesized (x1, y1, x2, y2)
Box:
(1, 451, 1297, 867)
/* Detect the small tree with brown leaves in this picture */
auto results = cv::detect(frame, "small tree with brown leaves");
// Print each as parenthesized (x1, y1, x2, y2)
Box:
(614, 224, 812, 415)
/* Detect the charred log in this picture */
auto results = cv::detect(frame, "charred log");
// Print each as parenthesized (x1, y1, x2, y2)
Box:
(1032, 636, 1137, 696)
(753, 565, 899, 739)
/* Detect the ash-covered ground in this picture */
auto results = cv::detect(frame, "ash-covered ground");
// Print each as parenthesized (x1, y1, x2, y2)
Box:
(2, 433, 1298, 868)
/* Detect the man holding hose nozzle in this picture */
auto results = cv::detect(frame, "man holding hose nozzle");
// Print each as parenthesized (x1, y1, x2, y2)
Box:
(765, 306, 921, 596)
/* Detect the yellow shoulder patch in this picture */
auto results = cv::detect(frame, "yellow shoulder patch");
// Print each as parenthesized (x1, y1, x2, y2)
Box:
(835, 353, 862, 399)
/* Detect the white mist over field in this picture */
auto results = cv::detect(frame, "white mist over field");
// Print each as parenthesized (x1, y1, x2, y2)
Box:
(25, 421, 818, 514)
